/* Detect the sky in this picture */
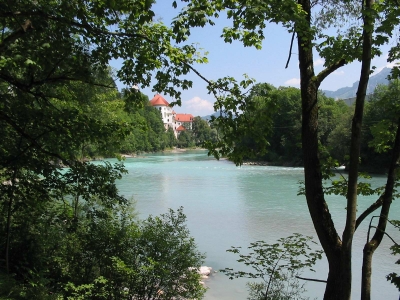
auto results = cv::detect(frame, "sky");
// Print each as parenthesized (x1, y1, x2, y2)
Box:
(110, 1, 398, 117)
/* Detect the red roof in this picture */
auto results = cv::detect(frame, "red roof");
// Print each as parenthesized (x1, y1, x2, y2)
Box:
(149, 94, 169, 106)
(176, 125, 186, 131)
(175, 114, 194, 122)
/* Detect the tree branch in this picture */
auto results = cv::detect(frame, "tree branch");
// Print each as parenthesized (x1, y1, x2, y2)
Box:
(0, 19, 33, 52)
(285, 31, 296, 69)
(0, 10, 155, 44)
(355, 195, 383, 230)
(296, 275, 327, 283)
(0, 111, 70, 165)
(0, 72, 115, 92)
(315, 58, 346, 86)
(369, 225, 399, 246)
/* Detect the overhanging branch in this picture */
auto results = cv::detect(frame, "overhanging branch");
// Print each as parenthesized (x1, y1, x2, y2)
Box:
(0, 10, 155, 44)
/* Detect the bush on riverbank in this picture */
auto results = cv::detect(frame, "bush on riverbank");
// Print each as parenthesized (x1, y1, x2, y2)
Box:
(0, 163, 205, 299)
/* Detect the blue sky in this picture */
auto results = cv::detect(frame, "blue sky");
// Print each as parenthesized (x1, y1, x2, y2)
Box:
(110, 2, 398, 117)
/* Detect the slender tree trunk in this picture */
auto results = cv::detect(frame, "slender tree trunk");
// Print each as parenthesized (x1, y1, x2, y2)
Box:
(361, 117, 400, 299)
(5, 191, 12, 275)
(297, 0, 347, 298)
(5, 169, 18, 274)
(337, 0, 375, 298)
(296, 0, 378, 296)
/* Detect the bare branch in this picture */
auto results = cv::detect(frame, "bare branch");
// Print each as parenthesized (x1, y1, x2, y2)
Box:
(369, 225, 399, 246)
(285, 31, 296, 69)
(295, 275, 327, 283)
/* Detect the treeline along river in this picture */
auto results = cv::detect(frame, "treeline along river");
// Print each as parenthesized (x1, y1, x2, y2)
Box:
(109, 150, 399, 299)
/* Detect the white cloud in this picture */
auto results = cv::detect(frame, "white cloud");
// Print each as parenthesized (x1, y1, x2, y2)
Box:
(386, 61, 399, 68)
(314, 58, 324, 67)
(284, 78, 300, 86)
(333, 70, 345, 75)
(183, 96, 214, 116)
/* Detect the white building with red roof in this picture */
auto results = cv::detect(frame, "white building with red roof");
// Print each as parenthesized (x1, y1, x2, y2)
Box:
(150, 94, 194, 137)
(149, 94, 194, 137)
(175, 113, 194, 130)
(176, 125, 186, 134)
(149, 94, 174, 131)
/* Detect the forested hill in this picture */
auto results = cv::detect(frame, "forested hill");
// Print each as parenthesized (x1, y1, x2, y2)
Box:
(322, 67, 391, 99)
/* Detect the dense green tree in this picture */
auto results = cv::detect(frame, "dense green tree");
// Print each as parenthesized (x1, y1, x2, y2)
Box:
(0, 177, 205, 299)
(326, 102, 354, 164)
(128, 208, 206, 300)
(270, 87, 302, 164)
(0, 0, 207, 298)
(177, 130, 195, 148)
(192, 116, 217, 146)
(231, 83, 349, 166)
(317, 95, 350, 147)
(360, 81, 400, 170)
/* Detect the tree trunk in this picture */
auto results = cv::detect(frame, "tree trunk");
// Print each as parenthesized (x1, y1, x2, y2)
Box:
(296, 0, 381, 296)
(5, 168, 18, 275)
(296, 0, 348, 298)
(325, 255, 369, 299)
(361, 117, 400, 299)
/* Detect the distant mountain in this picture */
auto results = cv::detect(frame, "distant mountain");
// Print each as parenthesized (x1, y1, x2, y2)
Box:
(322, 67, 391, 99)
(201, 111, 228, 121)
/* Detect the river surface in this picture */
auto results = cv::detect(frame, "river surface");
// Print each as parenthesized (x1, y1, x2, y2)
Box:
(110, 150, 399, 299)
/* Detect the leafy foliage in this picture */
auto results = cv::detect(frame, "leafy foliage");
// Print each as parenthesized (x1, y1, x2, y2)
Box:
(192, 116, 218, 147)
(0, 184, 205, 300)
(0, 1, 210, 299)
(387, 220, 400, 291)
(221, 234, 323, 300)
(208, 82, 355, 166)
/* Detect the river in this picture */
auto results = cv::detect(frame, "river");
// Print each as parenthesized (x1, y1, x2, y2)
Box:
(112, 149, 399, 299)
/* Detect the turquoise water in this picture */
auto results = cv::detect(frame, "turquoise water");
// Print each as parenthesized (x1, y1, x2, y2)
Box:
(111, 150, 399, 299)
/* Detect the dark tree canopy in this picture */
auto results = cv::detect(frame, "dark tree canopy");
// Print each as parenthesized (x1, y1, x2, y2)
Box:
(0, 1, 207, 298)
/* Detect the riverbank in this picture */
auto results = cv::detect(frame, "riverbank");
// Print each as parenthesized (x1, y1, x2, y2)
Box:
(120, 147, 207, 158)
(242, 160, 302, 167)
